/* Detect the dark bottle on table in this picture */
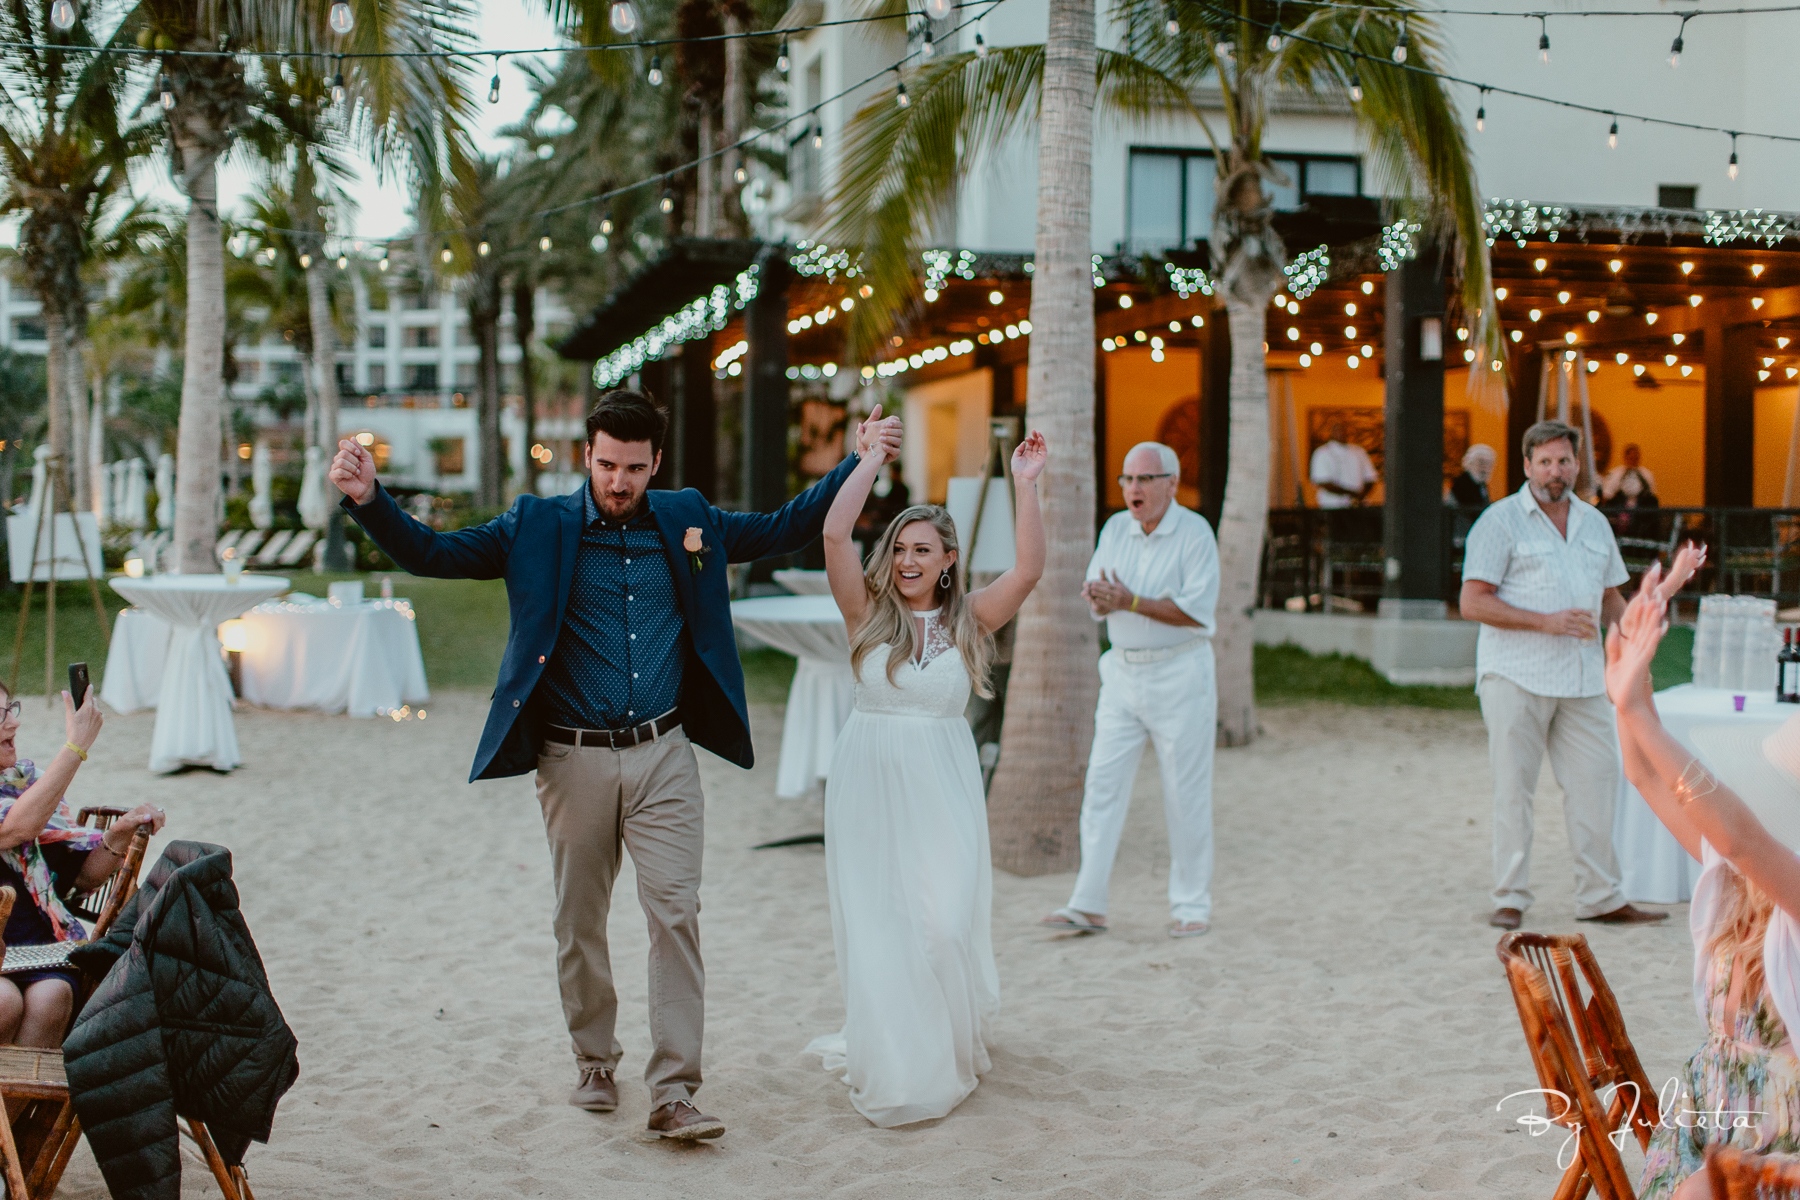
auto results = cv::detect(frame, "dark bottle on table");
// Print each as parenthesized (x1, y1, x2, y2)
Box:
(1782, 628, 1800, 703)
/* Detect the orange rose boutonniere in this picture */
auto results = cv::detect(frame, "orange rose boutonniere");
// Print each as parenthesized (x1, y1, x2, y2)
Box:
(683, 526, 706, 574)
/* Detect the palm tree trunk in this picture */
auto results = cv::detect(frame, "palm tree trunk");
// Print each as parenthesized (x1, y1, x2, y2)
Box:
(470, 273, 503, 507)
(305, 261, 351, 568)
(1214, 295, 1275, 744)
(42, 308, 68, 515)
(722, 6, 746, 236)
(696, 108, 717, 237)
(985, 0, 1099, 876)
(513, 278, 539, 497)
(171, 125, 225, 574)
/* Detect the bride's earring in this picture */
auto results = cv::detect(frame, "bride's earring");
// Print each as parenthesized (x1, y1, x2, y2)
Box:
(938, 569, 952, 590)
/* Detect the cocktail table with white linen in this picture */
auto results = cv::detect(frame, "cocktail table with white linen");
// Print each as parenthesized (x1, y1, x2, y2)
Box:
(731, 594, 854, 799)
(108, 573, 289, 772)
(235, 595, 428, 716)
(1613, 684, 1790, 903)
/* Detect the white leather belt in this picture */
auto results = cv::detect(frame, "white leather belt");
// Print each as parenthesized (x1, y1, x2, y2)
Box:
(1118, 637, 1209, 665)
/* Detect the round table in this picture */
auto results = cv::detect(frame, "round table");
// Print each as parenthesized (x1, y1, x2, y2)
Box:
(1614, 684, 1786, 903)
(235, 595, 429, 716)
(731, 594, 852, 799)
(108, 573, 289, 773)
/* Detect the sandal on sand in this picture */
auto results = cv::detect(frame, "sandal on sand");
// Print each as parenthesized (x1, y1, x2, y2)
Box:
(1168, 921, 1210, 939)
(1040, 907, 1107, 934)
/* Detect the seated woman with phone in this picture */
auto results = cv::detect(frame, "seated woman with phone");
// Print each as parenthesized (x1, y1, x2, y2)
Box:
(0, 678, 163, 1047)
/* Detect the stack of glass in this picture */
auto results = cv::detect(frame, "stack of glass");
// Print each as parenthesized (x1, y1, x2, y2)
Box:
(1691, 595, 1780, 691)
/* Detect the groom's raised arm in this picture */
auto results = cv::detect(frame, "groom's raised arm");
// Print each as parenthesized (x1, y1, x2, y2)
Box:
(714, 454, 860, 565)
(333, 439, 516, 579)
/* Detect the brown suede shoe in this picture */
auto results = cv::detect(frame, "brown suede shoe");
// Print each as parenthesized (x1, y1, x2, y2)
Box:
(647, 1100, 725, 1140)
(569, 1067, 618, 1112)
(1579, 904, 1669, 925)
(1489, 907, 1523, 930)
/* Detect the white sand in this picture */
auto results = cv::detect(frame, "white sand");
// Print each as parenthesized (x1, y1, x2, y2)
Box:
(32, 694, 1709, 1197)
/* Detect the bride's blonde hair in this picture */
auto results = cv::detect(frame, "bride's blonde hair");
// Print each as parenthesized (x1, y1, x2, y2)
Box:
(1709, 863, 1776, 1009)
(848, 505, 995, 698)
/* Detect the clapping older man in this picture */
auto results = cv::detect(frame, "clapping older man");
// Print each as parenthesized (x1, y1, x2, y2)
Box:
(1042, 442, 1220, 939)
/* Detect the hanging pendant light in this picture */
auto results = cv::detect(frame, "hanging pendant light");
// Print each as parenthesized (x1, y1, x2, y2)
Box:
(329, 1, 353, 34)
(608, 0, 638, 33)
(49, 0, 77, 31)
(159, 73, 174, 109)
(647, 55, 663, 86)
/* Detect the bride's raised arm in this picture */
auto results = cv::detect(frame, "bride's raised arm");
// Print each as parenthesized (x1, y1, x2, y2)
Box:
(823, 406, 902, 638)
(968, 432, 1047, 633)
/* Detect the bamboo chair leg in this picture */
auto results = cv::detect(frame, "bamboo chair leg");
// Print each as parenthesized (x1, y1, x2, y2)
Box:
(231, 1165, 255, 1200)
(0, 1100, 32, 1200)
(183, 1119, 242, 1200)
(24, 1102, 72, 1195)
(30, 1111, 78, 1200)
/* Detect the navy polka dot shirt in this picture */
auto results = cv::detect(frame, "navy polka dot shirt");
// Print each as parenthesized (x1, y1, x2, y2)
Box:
(533, 484, 687, 730)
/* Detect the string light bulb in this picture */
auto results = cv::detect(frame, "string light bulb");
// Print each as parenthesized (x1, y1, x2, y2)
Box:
(337, 255, 348, 269)
(659, 191, 675, 214)
(920, 27, 935, 57)
(811, 124, 823, 149)
(1728, 133, 1739, 179)
(539, 234, 552, 252)
(734, 164, 747, 183)
(609, 0, 637, 34)
(1608, 117, 1617, 148)
(1165, 3, 1179, 34)
(895, 73, 909, 107)
(974, 29, 987, 55)
(477, 240, 490, 257)
(923, 0, 951, 18)
(1476, 88, 1486, 132)
(1349, 72, 1362, 102)
(1267, 21, 1283, 51)
(299, 253, 312, 268)
(1392, 18, 1407, 62)
(777, 38, 789, 74)
(600, 213, 614, 235)
(331, 71, 345, 104)
(1538, 16, 1550, 62)
(1214, 40, 1234, 60)
(158, 73, 173, 110)
(1669, 14, 1688, 66)
(487, 70, 500, 104)
(329, 0, 353, 34)
(647, 55, 663, 86)
(49, 0, 76, 31)
(440, 242, 452, 264)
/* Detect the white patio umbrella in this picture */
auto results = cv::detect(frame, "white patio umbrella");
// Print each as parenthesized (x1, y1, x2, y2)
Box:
(123, 458, 147, 530)
(297, 444, 328, 531)
(248, 442, 273, 529)
(154, 453, 173, 530)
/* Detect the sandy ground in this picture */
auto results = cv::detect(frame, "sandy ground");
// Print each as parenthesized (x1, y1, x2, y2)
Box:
(29, 692, 1710, 1198)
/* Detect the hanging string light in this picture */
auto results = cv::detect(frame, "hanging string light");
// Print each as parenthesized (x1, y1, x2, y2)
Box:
(1164, 3, 1179, 35)
(329, 1, 353, 35)
(600, 213, 614, 235)
(337, 254, 348, 269)
(299, 252, 312, 268)
(1214, 40, 1234, 60)
(1728, 132, 1739, 179)
(1391, 17, 1407, 63)
(1348, 71, 1362, 102)
(1267, 20, 1284, 51)
(920, 27, 935, 57)
(487, 61, 501, 103)
(539, 231, 552, 252)
(331, 64, 346, 105)
(733, 165, 747, 183)
(974, 26, 988, 55)
(1608, 115, 1617, 148)
(811, 124, 823, 149)
(440, 241, 453, 264)
(477, 239, 491, 256)
(647, 54, 663, 85)
(777, 38, 789, 74)
(158, 73, 173, 109)
(1537, 15, 1550, 62)
(895, 68, 909, 107)
(659, 190, 675, 214)
(1669, 13, 1689, 67)
(49, 0, 77, 32)
(924, 0, 952, 18)
(1475, 87, 1486, 132)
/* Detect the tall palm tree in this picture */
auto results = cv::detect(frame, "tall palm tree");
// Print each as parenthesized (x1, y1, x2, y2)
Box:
(0, 3, 142, 523)
(827, 0, 1494, 871)
(441, 153, 517, 508)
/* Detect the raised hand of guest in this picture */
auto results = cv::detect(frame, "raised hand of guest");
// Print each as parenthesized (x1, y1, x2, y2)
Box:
(1010, 431, 1048, 483)
(855, 405, 903, 464)
(329, 438, 378, 506)
(63, 686, 102, 756)
(1604, 542, 1706, 712)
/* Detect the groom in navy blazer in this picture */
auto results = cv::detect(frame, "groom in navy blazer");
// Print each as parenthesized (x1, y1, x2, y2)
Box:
(332, 389, 900, 1141)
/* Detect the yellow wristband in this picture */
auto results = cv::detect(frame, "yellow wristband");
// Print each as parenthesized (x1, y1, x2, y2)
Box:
(1129, 594, 1140, 613)
(64, 741, 86, 762)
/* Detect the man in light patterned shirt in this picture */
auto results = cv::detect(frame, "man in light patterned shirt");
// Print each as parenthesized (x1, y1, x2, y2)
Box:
(1460, 420, 1667, 931)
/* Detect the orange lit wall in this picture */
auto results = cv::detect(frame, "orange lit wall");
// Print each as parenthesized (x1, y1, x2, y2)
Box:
(1754, 384, 1800, 507)
(1576, 366, 1705, 506)
(1102, 346, 1201, 509)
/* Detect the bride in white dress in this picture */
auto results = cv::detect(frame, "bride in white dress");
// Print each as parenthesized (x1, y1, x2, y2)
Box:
(805, 420, 1048, 1127)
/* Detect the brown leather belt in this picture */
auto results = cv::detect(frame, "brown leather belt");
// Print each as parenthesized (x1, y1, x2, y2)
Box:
(544, 708, 681, 751)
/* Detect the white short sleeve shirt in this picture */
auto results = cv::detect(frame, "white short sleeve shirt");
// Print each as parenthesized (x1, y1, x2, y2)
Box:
(1086, 504, 1219, 647)
(1461, 483, 1629, 697)
(1310, 441, 1378, 510)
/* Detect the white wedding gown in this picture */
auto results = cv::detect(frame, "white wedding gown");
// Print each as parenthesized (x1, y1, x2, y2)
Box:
(805, 609, 999, 1127)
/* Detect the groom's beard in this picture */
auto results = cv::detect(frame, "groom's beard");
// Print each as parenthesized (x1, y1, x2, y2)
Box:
(590, 478, 647, 521)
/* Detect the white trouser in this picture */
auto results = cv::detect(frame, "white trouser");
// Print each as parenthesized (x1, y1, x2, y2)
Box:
(1067, 644, 1216, 924)
(1478, 673, 1626, 918)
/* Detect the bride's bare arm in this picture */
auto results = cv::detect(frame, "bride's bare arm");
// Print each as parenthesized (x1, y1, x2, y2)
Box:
(1608, 548, 1800, 921)
(823, 407, 901, 637)
(968, 432, 1047, 633)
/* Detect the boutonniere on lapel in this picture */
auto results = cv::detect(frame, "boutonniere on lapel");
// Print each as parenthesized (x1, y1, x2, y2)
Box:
(683, 527, 708, 575)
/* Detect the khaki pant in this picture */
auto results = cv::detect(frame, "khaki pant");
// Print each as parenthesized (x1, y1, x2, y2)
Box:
(1478, 674, 1626, 918)
(535, 729, 707, 1108)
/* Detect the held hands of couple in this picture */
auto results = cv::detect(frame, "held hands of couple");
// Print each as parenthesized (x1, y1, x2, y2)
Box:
(1603, 542, 1706, 711)
(329, 438, 378, 506)
(855, 405, 903, 464)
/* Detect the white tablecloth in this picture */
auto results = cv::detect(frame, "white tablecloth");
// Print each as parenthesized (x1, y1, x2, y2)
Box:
(103, 594, 429, 719)
(732, 594, 852, 799)
(108, 574, 290, 773)
(1615, 684, 1786, 903)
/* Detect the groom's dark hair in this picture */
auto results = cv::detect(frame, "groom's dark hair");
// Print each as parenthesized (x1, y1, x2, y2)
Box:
(587, 389, 669, 457)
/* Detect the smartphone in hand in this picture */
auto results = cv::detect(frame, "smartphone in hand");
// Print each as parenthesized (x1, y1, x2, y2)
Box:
(68, 662, 89, 708)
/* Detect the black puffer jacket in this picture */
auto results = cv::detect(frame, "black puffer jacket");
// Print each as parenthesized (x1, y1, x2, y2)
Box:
(64, 840, 300, 1200)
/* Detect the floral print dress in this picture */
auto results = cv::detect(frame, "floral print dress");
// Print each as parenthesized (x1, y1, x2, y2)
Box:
(1640, 943, 1800, 1198)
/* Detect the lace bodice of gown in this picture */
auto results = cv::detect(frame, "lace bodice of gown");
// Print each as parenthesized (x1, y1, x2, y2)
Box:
(853, 609, 971, 719)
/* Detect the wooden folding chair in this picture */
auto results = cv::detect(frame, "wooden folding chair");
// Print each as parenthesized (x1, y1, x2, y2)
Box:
(1497, 932, 1658, 1200)
(1706, 1143, 1800, 1197)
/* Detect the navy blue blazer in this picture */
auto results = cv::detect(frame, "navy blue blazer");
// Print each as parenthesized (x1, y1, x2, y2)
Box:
(342, 454, 858, 781)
